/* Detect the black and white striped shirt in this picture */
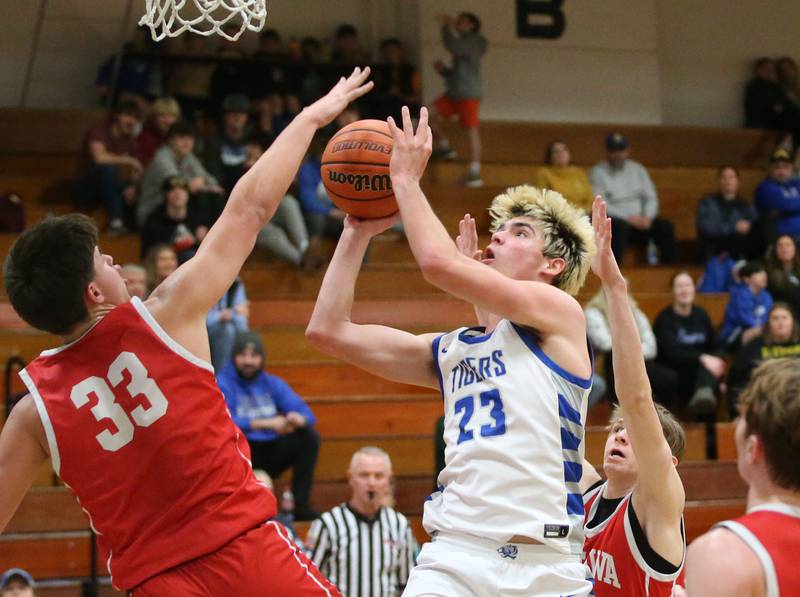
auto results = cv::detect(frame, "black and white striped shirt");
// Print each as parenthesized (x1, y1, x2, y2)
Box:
(307, 503, 416, 597)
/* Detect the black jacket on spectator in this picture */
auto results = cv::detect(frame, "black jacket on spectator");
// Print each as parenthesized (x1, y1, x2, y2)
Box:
(745, 76, 794, 128)
(141, 200, 212, 258)
(695, 193, 758, 257)
(204, 130, 251, 195)
(653, 305, 720, 367)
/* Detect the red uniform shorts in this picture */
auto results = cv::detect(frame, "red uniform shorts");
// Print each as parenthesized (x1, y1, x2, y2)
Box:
(434, 95, 481, 128)
(133, 521, 340, 597)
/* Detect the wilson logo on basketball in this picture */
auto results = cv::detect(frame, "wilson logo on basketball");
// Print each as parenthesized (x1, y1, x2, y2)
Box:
(327, 171, 392, 192)
(331, 140, 391, 155)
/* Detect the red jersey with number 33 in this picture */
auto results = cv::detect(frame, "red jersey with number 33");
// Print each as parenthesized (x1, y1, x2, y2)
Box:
(20, 297, 276, 590)
(583, 482, 684, 597)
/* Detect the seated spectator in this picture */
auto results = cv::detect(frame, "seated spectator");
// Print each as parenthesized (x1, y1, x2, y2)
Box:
(138, 120, 224, 226)
(585, 286, 677, 408)
(755, 148, 800, 243)
(207, 277, 249, 371)
(204, 94, 253, 195)
(696, 166, 758, 259)
(136, 96, 181, 168)
(0, 568, 35, 597)
(143, 243, 178, 294)
(166, 33, 214, 120)
(255, 194, 311, 268)
(589, 133, 675, 264)
(95, 27, 160, 109)
(370, 38, 421, 122)
(140, 176, 212, 261)
(653, 271, 726, 418)
(208, 23, 250, 117)
(121, 263, 147, 299)
(330, 24, 370, 64)
(720, 261, 773, 351)
(307, 447, 415, 593)
(534, 140, 594, 213)
(300, 37, 323, 62)
(217, 332, 320, 520)
(75, 101, 142, 234)
(298, 137, 345, 246)
(766, 234, 800, 309)
(776, 56, 800, 109)
(744, 56, 800, 152)
(727, 302, 800, 413)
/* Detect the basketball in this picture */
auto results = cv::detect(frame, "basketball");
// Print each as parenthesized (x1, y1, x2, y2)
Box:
(320, 119, 397, 219)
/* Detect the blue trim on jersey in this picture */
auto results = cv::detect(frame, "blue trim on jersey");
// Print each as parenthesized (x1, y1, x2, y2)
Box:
(457, 326, 494, 344)
(431, 335, 446, 398)
(564, 461, 583, 483)
(567, 493, 585, 516)
(561, 426, 581, 452)
(558, 394, 583, 425)
(510, 323, 592, 389)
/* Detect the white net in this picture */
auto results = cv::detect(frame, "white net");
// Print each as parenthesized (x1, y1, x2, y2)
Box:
(139, 0, 267, 41)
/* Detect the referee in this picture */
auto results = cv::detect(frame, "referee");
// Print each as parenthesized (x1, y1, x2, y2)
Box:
(307, 447, 416, 597)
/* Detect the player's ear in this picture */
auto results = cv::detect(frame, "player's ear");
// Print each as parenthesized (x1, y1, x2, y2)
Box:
(546, 257, 566, 276)
(671, 455, 679, 467)
(85, 280, 105, 306)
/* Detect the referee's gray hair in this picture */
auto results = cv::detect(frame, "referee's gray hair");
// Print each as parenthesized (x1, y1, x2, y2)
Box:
(349, 446, 393, 471)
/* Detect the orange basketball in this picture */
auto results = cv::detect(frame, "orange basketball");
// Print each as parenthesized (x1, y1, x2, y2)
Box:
(320, 119, 397, 219)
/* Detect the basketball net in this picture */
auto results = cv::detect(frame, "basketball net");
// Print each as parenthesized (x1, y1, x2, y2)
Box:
(139, 0, 267, 41)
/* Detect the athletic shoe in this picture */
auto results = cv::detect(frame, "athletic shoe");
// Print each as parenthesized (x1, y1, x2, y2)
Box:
(464, 173, 484, 188)
(687, 386, 716, 417)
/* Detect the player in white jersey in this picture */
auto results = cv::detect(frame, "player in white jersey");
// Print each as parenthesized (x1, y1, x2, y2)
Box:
(306, 107, 596, 596)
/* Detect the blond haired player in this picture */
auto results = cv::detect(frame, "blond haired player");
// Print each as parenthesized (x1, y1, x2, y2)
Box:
(684, 358, 800, 596)
(307, 106, 596, 596)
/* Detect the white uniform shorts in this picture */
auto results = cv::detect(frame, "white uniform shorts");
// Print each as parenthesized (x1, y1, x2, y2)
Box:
(403, 533, 592, 597)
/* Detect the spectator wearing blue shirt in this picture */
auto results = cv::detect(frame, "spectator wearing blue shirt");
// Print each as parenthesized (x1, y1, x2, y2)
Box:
(298, 138, 345, 241)
(721, 261, 774, 351)
(206, 277, 249, 371)
(217, 331, 320, 520)
(755, 149, 800, 243)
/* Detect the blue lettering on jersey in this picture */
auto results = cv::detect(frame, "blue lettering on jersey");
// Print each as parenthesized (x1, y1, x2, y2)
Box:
(450, 350, 507, 392)
(454, 389, 508, 444)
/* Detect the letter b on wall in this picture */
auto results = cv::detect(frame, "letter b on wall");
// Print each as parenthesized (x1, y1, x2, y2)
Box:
(517, 0, 566, 39)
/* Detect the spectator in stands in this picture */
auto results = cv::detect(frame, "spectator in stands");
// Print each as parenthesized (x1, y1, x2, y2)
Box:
(253, 29, 301, 101)
(298, 136, 345, 250)
(75, 101, 142, 234)
(653, 271, 726, 418)
(217, 331, 320, 520)
(167, 33, 214, 120)
(121, 263, 147, 300)
(534, 140, 594, 213)
(720, 261, 773, 352)
(727, 302, 800, 413)
(330, 24, 370, 64)
(589, 132, 675, 264)
(370, 38, 421, 122)
(755, 148, 800, 244)
(95, 27, 160, 109)
(209, 23, 250, 118)
(136, 96, 181, 167)
(307, 447, 416, 596)
(744, 57, 800, 150)
(776, 56, 800, 109)
(430, 12, 488, 188)
(301, 37, 323, 63)
(255, 193, 311, 268)
(696, 165, 758, 259)
(204, 94, 253, 195)
(143, 243, 178, 295)
(138, 120, 224, 226)
(140, 176, 212, 261)
(207, 277, 249, 371)
(0, 568, 35, 597)
(766, 234, 800, 309)
(585, 285, 677, 408)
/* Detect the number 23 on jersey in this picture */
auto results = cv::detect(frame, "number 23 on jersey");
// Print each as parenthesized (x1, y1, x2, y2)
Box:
(454, 389, 507, 445)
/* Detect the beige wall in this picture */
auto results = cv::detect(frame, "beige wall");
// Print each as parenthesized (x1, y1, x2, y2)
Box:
(2, 0, 800, 128)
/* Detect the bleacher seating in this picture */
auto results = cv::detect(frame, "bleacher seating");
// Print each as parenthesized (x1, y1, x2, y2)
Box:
(0, 107, 764, 591)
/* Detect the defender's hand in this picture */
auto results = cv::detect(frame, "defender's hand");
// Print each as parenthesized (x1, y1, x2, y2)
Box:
(303, 67, 373, 128)
(591, 196, 624, 286)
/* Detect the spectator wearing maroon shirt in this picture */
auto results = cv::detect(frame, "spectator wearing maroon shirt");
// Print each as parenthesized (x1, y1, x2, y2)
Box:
(75, 101, 143, 234)
(136, 97, 181, 167)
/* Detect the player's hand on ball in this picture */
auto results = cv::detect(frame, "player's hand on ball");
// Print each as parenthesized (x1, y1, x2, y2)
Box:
(304, 66, 373, 128)
(344, 213, 400, 238)
(387, 106, 433, 183)
(456, 214, 482, 261)
(590, 196, 624, 285)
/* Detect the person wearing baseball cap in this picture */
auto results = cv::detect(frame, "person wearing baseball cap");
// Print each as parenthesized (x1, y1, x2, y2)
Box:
(215, 331, 320, 520)
(755, 148, 800, 244)
(0, 568, 35, 597)
(589, 132, 676, 264)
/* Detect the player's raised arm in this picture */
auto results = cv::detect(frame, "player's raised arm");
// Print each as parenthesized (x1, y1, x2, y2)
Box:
(387, 107, 592, 341)
(591, 197, 685, 551)
(305, 215, 440, 390)
(148, 68, 373, 328)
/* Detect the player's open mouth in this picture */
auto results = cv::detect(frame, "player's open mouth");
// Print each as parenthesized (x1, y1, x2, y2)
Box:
(609, 448, 625, 459)
(482, 248, 495, 263)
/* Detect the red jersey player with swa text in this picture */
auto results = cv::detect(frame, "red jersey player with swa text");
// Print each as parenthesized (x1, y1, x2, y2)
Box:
(0, 68, 373, 596)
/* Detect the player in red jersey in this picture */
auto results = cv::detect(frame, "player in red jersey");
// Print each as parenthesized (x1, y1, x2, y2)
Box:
(578, 198, 686, 596)
(684, 357, 800, 597)
(0, 68, 373, 596)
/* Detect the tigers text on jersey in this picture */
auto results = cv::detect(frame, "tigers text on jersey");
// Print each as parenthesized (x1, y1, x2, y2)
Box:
(426, 320, 591, 555)
(582, 482, 685, 596)
(20, 297, 275, 590)
(715, 503, 800, 597)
